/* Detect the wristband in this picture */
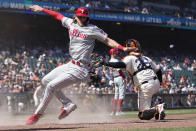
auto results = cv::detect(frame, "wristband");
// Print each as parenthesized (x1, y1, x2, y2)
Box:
(118, 45, 125, 50)
(42, 8, 47, 12)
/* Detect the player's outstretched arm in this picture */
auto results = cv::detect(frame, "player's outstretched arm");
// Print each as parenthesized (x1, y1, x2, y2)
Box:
(30, 5, 64, 21)
(104, 37, 136, 52)
(102, 61, 126, 68)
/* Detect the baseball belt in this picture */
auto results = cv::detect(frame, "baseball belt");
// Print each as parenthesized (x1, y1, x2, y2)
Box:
(71, 60, 90, 67)
(141, 76, 157, 85)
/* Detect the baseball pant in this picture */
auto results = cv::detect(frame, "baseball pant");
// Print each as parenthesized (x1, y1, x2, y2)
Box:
(114, 76, 126, 100)
(113, 76, 126, 112)
(33, 85, 43, 107)
(137, 79, 160, 111)
(35, 61, 89, 114)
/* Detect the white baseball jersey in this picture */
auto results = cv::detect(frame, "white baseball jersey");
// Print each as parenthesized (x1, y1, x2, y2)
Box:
(109, 58, 121, 77)
(123, 55, 159, 87)
(61, 17, 108, 63)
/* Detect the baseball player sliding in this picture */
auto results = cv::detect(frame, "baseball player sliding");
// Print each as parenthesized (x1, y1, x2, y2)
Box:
(109, 48, 126, 116)
(102, 39, 166, 120)
(26, 5, 135, 125)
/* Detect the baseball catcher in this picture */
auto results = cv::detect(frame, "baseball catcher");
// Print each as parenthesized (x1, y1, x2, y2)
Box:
(101, 39, 165, 120)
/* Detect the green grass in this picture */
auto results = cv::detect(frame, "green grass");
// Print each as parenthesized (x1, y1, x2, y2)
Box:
(165, 109, 196, 115)
(116, 109, 196, 118)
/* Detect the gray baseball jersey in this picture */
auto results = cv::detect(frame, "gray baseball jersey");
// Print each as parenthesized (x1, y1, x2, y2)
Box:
(34, 17, 108, 115)
(123, 55, 159, 87)
(62, 17, 108, 62)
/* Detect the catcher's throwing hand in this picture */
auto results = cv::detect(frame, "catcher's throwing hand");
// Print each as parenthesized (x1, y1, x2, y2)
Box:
(29, 5, 43, 12)
(123, 47, 137, 52)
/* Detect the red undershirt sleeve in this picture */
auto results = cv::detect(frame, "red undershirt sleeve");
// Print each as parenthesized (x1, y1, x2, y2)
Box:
(42, 8, 64, 21)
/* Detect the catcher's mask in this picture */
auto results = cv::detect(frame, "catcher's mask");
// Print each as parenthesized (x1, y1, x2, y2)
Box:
(125, 39, 141, 52)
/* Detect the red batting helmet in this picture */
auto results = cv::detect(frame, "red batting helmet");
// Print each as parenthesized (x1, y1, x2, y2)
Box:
(75, 7, 89, 17)
(109, 48, 119, 55)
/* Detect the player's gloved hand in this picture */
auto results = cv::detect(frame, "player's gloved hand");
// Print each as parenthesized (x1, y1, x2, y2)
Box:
(129, 52, 140, 56)
(123, 47, 137, 52)
(29, 5, 43, 12)
(99, 58, 106, 66)
(91, 55, 105, 67)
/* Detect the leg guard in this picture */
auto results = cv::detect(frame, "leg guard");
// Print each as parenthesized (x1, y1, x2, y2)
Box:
(138, 108, 157, 120)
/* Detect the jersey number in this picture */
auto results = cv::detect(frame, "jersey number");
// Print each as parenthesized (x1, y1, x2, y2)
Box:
(135, 57, 151, 70)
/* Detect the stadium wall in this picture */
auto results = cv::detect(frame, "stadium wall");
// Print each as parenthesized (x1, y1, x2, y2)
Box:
(1, 0, 196, 30)
(2, 93, 196, 114)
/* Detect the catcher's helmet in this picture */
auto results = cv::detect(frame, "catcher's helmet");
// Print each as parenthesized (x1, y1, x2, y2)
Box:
(125, 39, 141, 52)
(75, 7, 89, 17)
(109, 48, 119, 55)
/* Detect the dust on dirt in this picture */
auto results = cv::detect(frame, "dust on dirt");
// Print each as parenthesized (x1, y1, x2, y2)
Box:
(0, 113, 196, 131)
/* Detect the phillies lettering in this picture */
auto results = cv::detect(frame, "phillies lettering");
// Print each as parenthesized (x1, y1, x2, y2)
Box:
(68, 27, 87, 39)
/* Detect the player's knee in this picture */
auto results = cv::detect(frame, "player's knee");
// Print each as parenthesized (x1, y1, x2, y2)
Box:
(41, 77, 49, 87)
(46, 82, 56, 93)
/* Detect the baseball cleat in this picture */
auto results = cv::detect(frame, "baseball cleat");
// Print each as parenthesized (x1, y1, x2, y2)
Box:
(110, 111, 115, 116)
(58, 103, 77, 120)
(26, 114, 42, 125)
(156, 103, 166, 120)
(115, 111, 125, 116)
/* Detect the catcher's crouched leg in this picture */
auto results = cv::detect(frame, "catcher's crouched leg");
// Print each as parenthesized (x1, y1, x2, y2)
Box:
(138, 108, 158, 120)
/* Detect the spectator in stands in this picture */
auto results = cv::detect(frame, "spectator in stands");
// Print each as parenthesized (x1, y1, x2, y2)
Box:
(100, 71, 107, 87)
(188, 65, 193, 71)
(124, 7, 131, 13)
(181, 85, 189, 94)
(191, 60, 196, 70)
(132, 6, 140, 13)
(0, 44, 195, 95)
(141, 7, 149, 14)
(183, 58, 190, 68)
(173, 64, 182, 70)
(180, 76, 186, 84)
(174, 11, 181, 18)
(104, 3, 110, 9)
(85, 2, 92, 8)
(169, 86, 175, 94)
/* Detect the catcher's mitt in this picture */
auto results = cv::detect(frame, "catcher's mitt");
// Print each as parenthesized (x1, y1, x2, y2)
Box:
(90, 53, 104, 67)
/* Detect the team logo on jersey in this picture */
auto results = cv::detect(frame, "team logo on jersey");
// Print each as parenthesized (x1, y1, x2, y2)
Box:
(68, 26, 87, 39)
(81, 9, 84, 13)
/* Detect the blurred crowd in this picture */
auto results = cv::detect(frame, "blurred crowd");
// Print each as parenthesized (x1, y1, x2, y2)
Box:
(157, 57, 196, 94)
(0, 46, 196, 95)
(33, 0, 196, 19)
(0, 46, 69, 93)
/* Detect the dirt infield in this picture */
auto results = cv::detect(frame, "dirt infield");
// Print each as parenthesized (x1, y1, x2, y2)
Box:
(0, 113, 196, 131)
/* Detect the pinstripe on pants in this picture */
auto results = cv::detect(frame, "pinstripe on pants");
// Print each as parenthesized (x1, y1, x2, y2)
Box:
(35, 61, 89, 114)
